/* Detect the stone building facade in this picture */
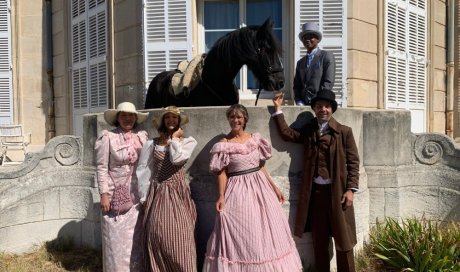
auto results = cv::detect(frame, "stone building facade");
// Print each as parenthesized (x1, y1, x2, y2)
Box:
(2, 0, 459, 147)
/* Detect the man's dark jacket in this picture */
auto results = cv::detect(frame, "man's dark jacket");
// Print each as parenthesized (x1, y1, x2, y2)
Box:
(293, 49, 335, 104)
(273, 114, 359, 251)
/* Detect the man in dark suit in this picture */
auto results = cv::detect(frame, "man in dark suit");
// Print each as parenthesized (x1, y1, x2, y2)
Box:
(271, 90, 359, 272)
(294, 22, 335, 106)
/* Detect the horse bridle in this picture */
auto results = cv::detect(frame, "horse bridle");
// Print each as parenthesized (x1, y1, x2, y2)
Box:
(255, 48, 283, 105)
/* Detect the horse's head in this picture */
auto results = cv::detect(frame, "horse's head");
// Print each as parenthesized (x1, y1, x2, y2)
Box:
(250, 18, 284, 92)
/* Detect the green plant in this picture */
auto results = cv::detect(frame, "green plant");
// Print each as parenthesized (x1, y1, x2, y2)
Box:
(369, 217, 459, 272)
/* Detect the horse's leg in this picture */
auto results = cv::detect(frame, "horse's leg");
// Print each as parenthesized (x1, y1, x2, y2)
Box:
(144, 77, 157, 109)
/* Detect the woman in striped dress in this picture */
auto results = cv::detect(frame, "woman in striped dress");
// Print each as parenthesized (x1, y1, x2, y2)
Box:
(203, 104, 302, 272)
(136, 106, 198, 272)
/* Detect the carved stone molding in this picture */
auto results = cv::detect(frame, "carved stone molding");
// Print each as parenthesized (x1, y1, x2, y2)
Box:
(414, 134, 456, 165)
(53, 137, 81, 166)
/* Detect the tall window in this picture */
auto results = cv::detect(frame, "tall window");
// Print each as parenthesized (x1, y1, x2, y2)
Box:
(203, 0, 282, 99)
(385, 0, 426, 132)
(0, 0, 12, 124)
(71, 0, 108, 135)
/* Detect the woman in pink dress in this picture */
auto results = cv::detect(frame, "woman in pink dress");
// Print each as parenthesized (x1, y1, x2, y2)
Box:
(95, 102, 149, 271)
(204, 104, 302, 271)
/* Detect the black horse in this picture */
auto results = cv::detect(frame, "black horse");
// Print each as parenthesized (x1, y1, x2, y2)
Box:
(144, 18, 284, 109)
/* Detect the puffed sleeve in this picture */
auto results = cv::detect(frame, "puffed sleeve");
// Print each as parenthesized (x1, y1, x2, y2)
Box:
(95, 130, 110, 194)
(168, 136, 197, 165)
(253, 133, 272, 161)
(136, 139, 154, 204)
(209, 142, 230, 174)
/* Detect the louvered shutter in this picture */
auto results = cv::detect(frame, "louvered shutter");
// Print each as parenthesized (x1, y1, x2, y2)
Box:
(143, 0, 192, 94)
(71, 0, 107, 135)
(295, 0, 347, 107)
(0, 0, 12, 124)
(385, 0, 426, 132)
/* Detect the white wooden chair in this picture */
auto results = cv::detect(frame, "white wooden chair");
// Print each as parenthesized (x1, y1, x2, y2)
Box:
(0, 124, 31, 166)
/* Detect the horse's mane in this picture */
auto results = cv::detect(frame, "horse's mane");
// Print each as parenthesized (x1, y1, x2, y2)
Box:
(207, 24, 283, 70)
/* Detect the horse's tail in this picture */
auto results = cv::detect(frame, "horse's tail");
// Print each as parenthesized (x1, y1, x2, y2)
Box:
(144, 70, 177, 109)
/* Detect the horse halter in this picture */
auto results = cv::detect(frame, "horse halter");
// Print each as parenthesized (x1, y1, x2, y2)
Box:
(255, 47, 284, 106)
(256, 47, 284, 74)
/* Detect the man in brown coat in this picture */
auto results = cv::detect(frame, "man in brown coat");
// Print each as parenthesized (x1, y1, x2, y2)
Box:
(271, 89, 359, 272)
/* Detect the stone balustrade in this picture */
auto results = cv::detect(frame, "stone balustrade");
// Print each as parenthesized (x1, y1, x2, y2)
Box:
(0, 107, 458, 269)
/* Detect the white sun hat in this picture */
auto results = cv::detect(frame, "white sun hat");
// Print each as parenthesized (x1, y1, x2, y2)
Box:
(103, 102, 149, 126)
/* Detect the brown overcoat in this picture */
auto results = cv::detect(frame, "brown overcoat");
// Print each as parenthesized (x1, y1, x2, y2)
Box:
(273, 114, 359, 251)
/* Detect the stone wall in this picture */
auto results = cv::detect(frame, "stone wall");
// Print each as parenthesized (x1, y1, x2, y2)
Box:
(0, 136, 99, 253)
(364, 110, 460, 222)
(0, 107, 458, 269)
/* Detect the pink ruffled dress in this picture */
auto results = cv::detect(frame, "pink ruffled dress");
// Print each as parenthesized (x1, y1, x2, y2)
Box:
(203, 133, 302, 272)
(95, 128, 148, 272)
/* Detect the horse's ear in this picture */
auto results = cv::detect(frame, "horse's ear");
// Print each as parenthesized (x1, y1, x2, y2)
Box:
(257, 17, 274, 42)
(260, 17, 274, 32)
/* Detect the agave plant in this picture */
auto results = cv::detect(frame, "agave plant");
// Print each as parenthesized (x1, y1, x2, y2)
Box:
(370, 217, 459, 272)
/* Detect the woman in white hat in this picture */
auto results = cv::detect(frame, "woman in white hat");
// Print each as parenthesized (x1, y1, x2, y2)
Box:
(136, 106, 198, 271)
(94, 102, 149, 271)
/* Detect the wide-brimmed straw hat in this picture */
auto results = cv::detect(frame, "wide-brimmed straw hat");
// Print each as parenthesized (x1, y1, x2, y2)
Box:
(311, 89, 338, 113)
(298, 22, 322, 41)
(103, 102, 148, 126)
(152, 106, 189, 129)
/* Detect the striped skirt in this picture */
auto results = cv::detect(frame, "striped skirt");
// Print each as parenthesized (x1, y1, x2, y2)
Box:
(143, 179, 197, 272)
(203, 171, 302, 272)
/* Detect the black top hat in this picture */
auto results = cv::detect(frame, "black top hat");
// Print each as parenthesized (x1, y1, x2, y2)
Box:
(311, 89, 338, 113)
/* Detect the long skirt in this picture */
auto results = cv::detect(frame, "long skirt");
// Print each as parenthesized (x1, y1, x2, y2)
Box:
(143, 181, 197, 272)
(101, 204, 144, 272)
(203, 171, 302, 271)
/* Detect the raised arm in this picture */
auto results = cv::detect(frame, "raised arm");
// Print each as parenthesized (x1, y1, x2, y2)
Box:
(168, 136, 198, 165)
(272, 92, 303, 143)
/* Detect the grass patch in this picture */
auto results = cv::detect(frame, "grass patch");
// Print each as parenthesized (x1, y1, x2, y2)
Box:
(0, 237, 102, 272)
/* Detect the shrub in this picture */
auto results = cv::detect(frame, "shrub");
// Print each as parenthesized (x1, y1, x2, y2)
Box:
(368, 217, 459, 272)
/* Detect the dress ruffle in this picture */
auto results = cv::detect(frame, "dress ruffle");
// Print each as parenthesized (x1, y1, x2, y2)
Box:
(209, 133, 272, 173)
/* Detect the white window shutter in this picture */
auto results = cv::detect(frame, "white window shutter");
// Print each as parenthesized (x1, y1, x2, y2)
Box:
(0, 0, 12, 124)
(71, 0, 107, 135)
(88, 6, 107, 110)
(385, 0, 426, 132)
(143, 0, 192, 92)
(295, 0, 347, 107)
